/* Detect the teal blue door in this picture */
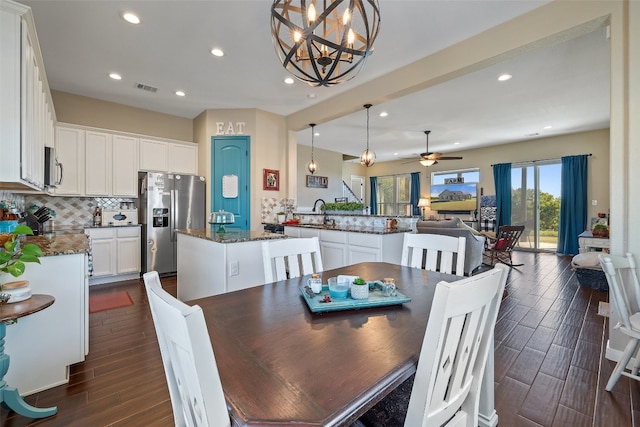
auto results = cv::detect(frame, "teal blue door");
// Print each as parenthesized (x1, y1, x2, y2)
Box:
(212, 136, 250, 230)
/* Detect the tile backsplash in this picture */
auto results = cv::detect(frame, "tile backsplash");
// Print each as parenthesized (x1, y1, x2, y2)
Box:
(24, 195, 136, 229)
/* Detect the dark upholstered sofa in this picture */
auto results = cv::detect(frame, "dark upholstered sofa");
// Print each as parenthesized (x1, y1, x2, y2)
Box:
(415, 218, 486, 275)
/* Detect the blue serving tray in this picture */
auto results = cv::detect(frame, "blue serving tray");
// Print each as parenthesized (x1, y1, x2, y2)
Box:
(299, 284, 411, 313)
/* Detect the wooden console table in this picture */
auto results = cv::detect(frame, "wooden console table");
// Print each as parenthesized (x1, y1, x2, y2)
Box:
(578, 230, 610, 253)
(0, 294, 57, 418)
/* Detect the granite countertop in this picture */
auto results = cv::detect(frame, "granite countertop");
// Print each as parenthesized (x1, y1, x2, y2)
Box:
(283, 223, 411, 235)
(176, 228, 288, 244)
(24, 233, 90, 256)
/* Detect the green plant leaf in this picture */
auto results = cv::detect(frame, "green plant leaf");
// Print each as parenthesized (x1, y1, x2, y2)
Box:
(21, 243, 44, 257)
(19, 254, 41, 264)
(13, 225, 35, 236)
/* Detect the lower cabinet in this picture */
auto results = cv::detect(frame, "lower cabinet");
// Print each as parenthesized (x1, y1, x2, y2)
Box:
(86, 226, 140, 285)
(5, 253, 87, 395)
(283, 226, 405, 269)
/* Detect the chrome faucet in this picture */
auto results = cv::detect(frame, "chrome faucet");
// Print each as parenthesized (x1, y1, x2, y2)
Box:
(312, 199, 329, 225)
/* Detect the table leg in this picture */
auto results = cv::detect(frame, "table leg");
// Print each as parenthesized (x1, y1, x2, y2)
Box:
(0, 323, 57, 418)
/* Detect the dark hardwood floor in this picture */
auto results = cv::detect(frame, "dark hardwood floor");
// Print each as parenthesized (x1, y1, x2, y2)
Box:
(2, 252, 637, 426)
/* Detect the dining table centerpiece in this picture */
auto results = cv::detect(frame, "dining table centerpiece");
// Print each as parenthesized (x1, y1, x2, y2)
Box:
(0, 225, 43, 304)
(350, 276, 369, 300)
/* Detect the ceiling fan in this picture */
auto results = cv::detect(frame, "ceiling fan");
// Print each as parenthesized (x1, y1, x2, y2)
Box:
(417, 130, 463, 166)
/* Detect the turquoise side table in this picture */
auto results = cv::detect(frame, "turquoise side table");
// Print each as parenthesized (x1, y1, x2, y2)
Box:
(0, 294, 57, 418)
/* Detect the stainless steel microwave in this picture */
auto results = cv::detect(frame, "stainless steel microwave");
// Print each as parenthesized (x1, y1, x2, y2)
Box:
(44, 146, 63, 187)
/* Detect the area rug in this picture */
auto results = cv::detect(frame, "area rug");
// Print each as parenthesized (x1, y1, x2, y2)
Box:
(89, 291, 134, 313)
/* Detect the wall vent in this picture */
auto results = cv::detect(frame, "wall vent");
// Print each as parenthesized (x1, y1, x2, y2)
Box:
(134, 82, 158, 93)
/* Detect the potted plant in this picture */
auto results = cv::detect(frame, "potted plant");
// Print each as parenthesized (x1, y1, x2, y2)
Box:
(276, 211, 286, 223)
(0, 225, 43, 304)
(351, 276, 369, 300)
(592, 223, 609, 238)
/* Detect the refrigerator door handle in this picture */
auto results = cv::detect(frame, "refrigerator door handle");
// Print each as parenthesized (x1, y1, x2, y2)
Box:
(170, 189, 176, 242)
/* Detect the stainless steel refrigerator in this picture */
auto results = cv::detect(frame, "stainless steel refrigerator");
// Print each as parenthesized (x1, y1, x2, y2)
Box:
(138, 171, 206, 276)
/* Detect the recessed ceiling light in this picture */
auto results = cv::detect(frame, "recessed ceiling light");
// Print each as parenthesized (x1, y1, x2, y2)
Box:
(454, 141, 460, 145)
(109, 73, 122, 80)
(393, 152, 399, 156)
(379, 112, 388, 117)
(307, 93, 317, 99)
(211, 48, 224, 57)
(498, 74, 512, 81)
(543, 125, 553, 130)
(314, 132, 320, 137)
(284, 77, 294, 85)
(175, 91, 186, 97)
(122, 12, 140, 24)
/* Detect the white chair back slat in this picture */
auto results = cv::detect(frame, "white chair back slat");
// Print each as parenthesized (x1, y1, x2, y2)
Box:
(404, 264, 508, 427)
(599, 253, 640, 391)
(262, 237, 323, 283)
(401, 233, 466, 276)
(143, 271, 230, 427)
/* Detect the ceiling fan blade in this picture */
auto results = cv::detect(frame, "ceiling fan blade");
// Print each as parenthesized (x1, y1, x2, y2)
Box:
(437, 156, 464, 160)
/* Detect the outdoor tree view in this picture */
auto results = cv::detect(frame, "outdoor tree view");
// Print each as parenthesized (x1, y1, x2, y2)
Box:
(511, 187, 560, 249)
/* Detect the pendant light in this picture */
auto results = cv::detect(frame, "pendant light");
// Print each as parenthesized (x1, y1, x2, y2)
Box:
(271, 0, 381, 87)
(307, 123, 318, 174)
(359, 104, 376, 167)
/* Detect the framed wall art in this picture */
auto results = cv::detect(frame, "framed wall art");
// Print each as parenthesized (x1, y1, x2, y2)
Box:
(306, 175, 328, 188)
(263, 169, 279, 191)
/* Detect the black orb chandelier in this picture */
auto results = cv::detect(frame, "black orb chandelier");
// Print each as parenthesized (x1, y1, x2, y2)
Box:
(271, 0, 381, 87)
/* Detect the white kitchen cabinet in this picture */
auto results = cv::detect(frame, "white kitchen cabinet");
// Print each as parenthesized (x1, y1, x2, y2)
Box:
(116, 227, 141, 274)
(169, 143, 198, 174)
(5, 252, 87, 395)
(54, 126, 85, 196)
(86, 226, 141, 285)
(319, 229, 347, 270)
(85, 130, 111, 196)
(112, 134, 138, 197)
(55, 125, 139, 197)
(139, 138, 168, 172)
(87, 228, 117, 277)
(284, 226, 405, 269)
(0, 1, 55, 192)
(139, 138, 198, 174)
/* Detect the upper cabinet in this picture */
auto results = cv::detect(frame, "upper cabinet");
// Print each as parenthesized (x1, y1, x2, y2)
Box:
(55, 124, 197, 198)
(139, 138, 198, 174)
(55, 126, 85, 196)
(0, 1, 55, 191)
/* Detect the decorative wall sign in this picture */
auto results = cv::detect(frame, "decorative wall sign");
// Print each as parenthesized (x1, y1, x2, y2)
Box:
(306, 175, 328, 188)
(444, 177, 465, 184)
(263, 169, 279, 191)
(215, 122, 246, 135)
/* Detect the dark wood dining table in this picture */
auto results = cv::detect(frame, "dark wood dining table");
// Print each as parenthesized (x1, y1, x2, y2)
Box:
(189, 262, 497, 427)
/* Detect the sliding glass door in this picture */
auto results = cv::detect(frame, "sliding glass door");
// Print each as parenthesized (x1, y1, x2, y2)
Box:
(511, 161, 561, 251)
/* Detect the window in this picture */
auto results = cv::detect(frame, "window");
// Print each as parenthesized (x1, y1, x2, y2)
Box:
(376, 174, 411, 215)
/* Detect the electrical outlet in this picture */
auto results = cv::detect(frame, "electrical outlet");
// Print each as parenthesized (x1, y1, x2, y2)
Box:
(592, 199, 598, 206)
(229, 261, 239, 276)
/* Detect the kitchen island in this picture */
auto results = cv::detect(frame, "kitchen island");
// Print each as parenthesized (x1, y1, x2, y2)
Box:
(4, 233, 89, 395)
(176, 228, 288, 300)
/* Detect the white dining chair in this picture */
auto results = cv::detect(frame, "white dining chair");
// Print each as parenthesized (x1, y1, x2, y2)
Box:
(401, 233, 466, 276)
(262, 237, 323, 283)
(599, 253, 640, 391)
(404, 263, 508, 427)
(143, 271, 231, 427)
